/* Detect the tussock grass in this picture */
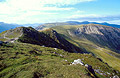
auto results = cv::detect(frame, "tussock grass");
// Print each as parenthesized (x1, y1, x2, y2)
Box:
(0, 43, 119, 78)
(53, 25, 120, 71)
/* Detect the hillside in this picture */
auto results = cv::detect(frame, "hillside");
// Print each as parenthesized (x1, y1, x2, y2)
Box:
(0, 25, 120, 78)
(35, 22, 70, 30)
(74, 24, 120, 53)
(0, 27, 83, 53)
(0, 43, 120, 78)
(35, 21, 120, 30)
(52, 24, 120, 71)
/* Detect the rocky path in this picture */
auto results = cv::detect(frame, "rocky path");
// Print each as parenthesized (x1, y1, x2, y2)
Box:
(3, 32, 23, 43)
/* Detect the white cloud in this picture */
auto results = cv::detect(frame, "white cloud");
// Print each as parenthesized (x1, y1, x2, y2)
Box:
(67, 14, 120, 25)
(6, 0, 96, 7)
(107, 20, 120, 25)
(0, 0, 96, 24)
(2, 0, 95, 11)
(69, 14, 105, 18)
(38, 0, 96, 6)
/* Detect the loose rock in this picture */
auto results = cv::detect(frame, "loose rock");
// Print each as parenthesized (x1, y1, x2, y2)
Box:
(71, 59, 84, 65)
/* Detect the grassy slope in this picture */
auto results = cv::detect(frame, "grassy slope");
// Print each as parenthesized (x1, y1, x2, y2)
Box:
(52, 25, 120, 71)
(0, 27, 23, 41)
(0, 43, 119, 78)
(0, 31, 7, 41)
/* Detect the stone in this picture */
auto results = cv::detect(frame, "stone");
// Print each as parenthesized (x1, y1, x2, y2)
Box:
(85, 64, 89, 67)
(42, 45, 45, 47)
(113, 75, 119, 78)
(72, 59, 84, 65)
(54, 48, 57, 50)
(59, 54, 63, 57)
(107, 72, 111, 75)
(94, 69, 104, 75)
(65, 60, 67, 62)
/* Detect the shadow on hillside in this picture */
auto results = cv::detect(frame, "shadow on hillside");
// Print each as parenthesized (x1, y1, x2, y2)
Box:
(18, 29, 85, 53)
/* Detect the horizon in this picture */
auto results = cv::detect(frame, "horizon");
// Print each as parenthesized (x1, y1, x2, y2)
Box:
(1, 21, 120, 26)
(0, 0, 120, 24)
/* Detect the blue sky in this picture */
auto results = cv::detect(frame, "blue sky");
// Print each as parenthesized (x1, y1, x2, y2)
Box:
(0, 0, 120, 24)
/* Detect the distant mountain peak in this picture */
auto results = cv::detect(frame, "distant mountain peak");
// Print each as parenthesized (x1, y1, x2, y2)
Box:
(0, 22, 21, 33)
(73, 24, 120, 52)
(36, 21, 120, 31)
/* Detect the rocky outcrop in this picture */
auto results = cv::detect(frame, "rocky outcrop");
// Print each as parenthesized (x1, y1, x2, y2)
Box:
(70, 58, 120, 78)
(70, 59, 98, 78)
(74, 24, 120, 53)
(85, 64, 98, 78)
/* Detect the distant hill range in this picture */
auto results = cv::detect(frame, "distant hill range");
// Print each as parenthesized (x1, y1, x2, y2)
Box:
(0, 22, 21, 33)
(36, 21, 120, 30)
(0, 21, 120, 33)
(0, 22, 42, 33)
(21, 23, 42, 28)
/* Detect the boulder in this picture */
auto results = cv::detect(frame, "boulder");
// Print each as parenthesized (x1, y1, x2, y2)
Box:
(72, 59, 84, 65)
(42, 45, 45, 47)
(54, 48, 57, 50)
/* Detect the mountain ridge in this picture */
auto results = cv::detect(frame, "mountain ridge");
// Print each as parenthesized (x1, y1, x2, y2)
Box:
(36, 21, 120, 30)
(0, 24, 120, 78)
(52, 24, 120, 53)
(74, 24, 120, 53)
(0, 27, 83, 53)
(52, 24, 120, 71)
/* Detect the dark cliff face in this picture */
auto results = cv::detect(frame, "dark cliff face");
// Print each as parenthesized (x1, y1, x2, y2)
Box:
(73, 24, 120, 53)
(17, 27, 83, 53)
